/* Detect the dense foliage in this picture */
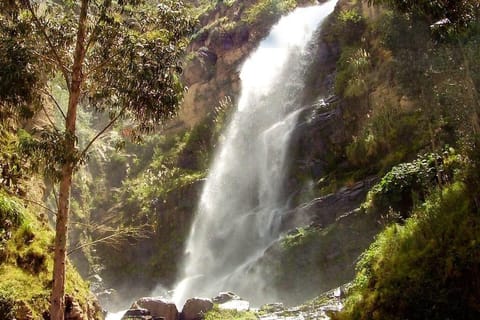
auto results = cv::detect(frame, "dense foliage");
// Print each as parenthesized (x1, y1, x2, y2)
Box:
(365, 151, 459, 217)
(336, 183, 480, 320)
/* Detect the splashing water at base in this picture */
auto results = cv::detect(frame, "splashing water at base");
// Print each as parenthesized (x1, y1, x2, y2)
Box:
(105, 310, 127, 320)
(172, 0, 338, 308)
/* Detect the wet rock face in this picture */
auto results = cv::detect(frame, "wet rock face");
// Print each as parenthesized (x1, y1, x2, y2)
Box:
(181, 298, 214, 320)
(175, 1, 317, 129)
(134, 297, 179, 320)
(282, 177, 377, 230)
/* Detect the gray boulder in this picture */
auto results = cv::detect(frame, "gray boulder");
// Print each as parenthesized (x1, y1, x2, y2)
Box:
(212, 292, 239, 304)
(181, 298, 214, 320)
(134, 297, 178, 320)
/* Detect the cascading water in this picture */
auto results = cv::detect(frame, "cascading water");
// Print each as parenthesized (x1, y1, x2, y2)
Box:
(173, 0, 338, 307)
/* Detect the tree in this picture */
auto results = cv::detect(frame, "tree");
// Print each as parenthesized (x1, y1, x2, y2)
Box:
(0, 1, 193, 319)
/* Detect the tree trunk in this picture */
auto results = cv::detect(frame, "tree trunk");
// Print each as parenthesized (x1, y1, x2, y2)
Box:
(50, 163, 74, 320)
(49, 0, 89, 319)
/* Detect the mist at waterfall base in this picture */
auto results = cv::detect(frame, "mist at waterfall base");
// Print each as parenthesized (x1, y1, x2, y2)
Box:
(170, 0, 338, 309)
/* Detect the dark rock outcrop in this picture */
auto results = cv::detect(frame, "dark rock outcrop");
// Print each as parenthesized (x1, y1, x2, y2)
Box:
(282, 177, 377, 230)
(174, 1, 321, 129)
(181, 298, 214, 320)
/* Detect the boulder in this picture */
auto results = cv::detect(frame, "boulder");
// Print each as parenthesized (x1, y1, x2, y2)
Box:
(134, 297, 179, 320)
(181, 298, 214, 320)
(212, 292, 239, 304)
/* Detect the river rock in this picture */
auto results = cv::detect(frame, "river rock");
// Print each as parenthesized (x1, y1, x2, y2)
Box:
(134, 297, 178, 320)
(181, 298, 214, 320)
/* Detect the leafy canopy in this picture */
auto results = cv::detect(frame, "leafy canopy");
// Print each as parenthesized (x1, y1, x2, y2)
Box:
(0, 0, 194, 131)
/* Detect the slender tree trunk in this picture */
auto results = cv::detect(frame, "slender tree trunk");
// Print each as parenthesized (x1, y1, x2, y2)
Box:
(50, 163, 74, 320)
(50, 1, 89, 319)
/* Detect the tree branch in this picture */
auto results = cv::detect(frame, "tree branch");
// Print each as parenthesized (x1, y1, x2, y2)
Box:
(79, 105, 127, 159)
(67, 224, 150, 256)
(24, 0, 72, 91)
(32, 52, 70, 72)
(41, 105, 60, 131)
(84, 0, 111, 54)
(21, 197, 57, 216)
(41, 89, 67, 121)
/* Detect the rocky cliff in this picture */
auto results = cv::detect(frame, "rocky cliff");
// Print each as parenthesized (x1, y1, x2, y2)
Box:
(172, 0, 318, 129)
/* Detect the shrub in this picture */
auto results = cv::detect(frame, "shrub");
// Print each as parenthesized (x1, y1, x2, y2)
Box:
(243, 0, 297, 24)
(204, 305, 257, 320)
(0, 194, 23, 232)
(365, 151, 459, 217)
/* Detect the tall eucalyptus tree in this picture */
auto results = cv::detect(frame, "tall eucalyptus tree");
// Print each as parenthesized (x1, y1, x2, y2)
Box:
(0, 1, 193, 318)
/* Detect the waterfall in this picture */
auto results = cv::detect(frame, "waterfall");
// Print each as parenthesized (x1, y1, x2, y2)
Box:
(173, 0, 338, 307)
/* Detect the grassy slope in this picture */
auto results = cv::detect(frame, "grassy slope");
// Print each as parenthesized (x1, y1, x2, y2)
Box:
(0, 191, 97, 319)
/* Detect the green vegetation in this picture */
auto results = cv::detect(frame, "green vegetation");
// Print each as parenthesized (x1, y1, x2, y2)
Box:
(243, 0, 296, 24)
(364, 151, 460, 217)
(0, 192, 96, 319)
(367, 0, 479, 33)
(336, 182, 480, 319)
(321, 2, 480, 317)
(204, 306, 257, 320)
(314, 0, 480, 185)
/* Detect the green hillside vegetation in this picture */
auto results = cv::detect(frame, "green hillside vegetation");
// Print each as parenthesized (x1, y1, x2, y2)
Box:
(336, 183, 480, 320)
(0, 190, 97, 319)
(323, 0, 480, 319)
(204, 306, 257, 320)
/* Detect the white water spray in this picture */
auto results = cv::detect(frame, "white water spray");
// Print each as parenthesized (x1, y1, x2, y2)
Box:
(173, 0, 338, 307)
